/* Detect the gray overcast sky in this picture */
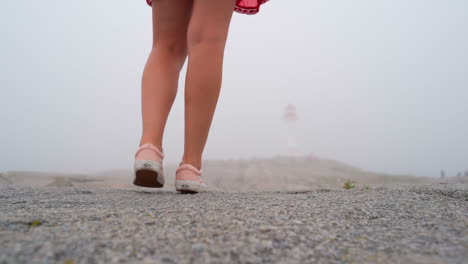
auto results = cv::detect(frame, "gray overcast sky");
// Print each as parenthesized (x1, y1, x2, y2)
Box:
(1, 0, 467, 177)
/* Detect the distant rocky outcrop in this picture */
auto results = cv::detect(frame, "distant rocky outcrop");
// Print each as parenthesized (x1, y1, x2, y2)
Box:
(1, 170, 94, 188)
(0, 172, 13, 185)
(197, 155, 433, 191)
(1, 155, 437, 191)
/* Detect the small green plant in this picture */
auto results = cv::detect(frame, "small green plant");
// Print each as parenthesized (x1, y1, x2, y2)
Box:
(28, 220, 42, 227)
(343, 180, 356, 190)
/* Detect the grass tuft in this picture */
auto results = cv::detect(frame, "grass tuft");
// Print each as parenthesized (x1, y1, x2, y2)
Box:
(28, 220, 42, 227)
(343, 180, 356, 190)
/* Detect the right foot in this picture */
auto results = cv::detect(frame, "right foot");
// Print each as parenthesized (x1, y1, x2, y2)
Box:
(133, 143, 165, 188)
(175, 163, 206, 193)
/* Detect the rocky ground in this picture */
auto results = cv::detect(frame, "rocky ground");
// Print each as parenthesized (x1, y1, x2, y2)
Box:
(0, 183, 466, 264)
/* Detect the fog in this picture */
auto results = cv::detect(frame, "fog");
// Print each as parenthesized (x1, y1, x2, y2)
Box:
(1, 0, 467, 177)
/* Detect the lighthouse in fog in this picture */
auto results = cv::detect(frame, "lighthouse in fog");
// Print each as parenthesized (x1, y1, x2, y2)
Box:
(283, 104, 300, 156)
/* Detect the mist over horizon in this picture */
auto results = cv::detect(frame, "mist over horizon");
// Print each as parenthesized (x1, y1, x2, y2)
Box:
(1, 0, 467, 178)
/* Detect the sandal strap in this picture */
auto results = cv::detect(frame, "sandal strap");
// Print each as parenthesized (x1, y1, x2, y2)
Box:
(135, 143, 164, 159)
(177, 163, 202, 175)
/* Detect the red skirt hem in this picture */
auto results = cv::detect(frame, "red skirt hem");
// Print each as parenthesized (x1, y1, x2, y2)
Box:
(145, 0, 270, 15)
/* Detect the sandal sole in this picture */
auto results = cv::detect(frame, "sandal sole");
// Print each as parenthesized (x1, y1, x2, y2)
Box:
(175, 180, 206, 193)
(133, 169, 163, 188)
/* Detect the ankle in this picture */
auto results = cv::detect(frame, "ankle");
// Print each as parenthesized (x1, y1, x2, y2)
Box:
(180, 158, 202, 171)
(139, 139, 163, 153)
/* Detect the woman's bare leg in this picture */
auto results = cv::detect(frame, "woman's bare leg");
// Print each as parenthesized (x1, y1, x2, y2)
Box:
(182, 0, 237, 169)
(139, 0, 193, 151)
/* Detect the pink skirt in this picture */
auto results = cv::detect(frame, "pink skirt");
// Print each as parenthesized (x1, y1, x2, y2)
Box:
(145, 0, 270, 15)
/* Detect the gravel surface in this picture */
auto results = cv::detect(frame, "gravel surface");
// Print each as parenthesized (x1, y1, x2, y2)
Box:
(0, 183, 467, 264)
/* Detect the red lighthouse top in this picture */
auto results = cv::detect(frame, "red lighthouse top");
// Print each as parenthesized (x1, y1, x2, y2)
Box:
(283, 104, 298, 121)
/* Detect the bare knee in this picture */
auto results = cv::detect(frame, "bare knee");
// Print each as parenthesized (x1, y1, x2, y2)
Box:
(187, 28, 227, 55)
(153, 38, 188, 68)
